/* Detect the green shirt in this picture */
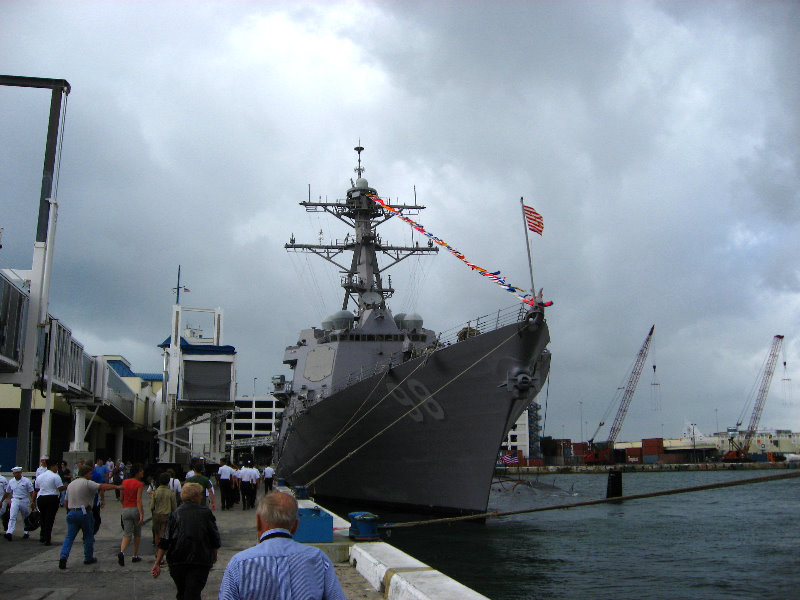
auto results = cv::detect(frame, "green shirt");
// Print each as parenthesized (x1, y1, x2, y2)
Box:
(186, 475, 212, 506)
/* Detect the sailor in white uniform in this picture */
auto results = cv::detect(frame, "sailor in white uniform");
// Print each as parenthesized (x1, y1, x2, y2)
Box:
(262, 464, 275, 493)
(0, 472, 9, 530)
(35, 455, 49, 478)
(3, 467, 35, 541)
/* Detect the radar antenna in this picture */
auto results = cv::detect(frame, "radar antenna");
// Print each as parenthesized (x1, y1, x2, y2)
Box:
(354, 143, 365, 178)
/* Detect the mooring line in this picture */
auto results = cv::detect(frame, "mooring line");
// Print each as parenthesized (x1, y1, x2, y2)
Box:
(303, 326, 523, 488)
(292, 353, 432, 477)
(378, 470, 800, 529)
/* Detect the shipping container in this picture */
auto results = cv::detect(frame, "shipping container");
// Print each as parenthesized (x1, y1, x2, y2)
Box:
(626, 448, 642, 463)
(572, 442, 589, 456)
(642, 454, 659, 464)
(660, 453, 686, 464)
(642, 437, 664, 450)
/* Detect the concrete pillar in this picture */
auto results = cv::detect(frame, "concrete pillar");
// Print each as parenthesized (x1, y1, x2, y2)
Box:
(69, 407, 89, 452)
(158, 397, 169, 462)
(115, 425, 124, 460)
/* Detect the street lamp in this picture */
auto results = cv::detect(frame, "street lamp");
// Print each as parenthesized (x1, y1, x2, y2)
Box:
(579, 401, 584, 442)
(251, 378, 258, 458)
(691, 423, 697, 463)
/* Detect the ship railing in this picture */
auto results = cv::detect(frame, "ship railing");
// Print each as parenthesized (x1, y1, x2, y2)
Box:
(330, 350, 406, 395)
(326, 305, 532, 393)
(435, 303, 528, 347)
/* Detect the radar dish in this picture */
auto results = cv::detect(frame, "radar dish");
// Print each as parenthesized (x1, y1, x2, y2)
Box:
(362, 292, 382, 306)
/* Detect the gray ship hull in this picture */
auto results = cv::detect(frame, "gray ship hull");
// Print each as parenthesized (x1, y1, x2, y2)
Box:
(276, 316, 550, 515)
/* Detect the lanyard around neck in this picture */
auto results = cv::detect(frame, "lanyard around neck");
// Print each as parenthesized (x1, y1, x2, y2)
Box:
(259, 531, 292, 543)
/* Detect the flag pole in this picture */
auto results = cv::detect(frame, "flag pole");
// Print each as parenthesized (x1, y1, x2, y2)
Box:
(520, 197, 535, 294)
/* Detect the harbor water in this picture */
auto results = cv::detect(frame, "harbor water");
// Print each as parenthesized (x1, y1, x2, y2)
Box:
(344, 469, 799, 599)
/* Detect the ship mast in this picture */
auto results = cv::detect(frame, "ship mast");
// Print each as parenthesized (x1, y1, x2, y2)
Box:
(286, 146, 438, 312)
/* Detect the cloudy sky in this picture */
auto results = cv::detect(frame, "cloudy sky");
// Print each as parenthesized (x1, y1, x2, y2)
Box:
(2, 0, 798, 443)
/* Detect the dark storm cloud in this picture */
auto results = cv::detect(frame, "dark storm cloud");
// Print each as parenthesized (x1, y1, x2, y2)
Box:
(2, 0, 798, 439)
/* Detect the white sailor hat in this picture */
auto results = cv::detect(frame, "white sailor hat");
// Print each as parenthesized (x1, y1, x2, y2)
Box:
(11, 466, 23, 472)
(40, 455, 49, 460)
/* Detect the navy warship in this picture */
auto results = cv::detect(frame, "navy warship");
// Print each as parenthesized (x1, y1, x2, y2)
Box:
(273, 147, 551, 515)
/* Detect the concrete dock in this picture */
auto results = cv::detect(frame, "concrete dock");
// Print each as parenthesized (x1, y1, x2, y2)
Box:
(0, 493, 382, 600)
(0, 486, 486, 600)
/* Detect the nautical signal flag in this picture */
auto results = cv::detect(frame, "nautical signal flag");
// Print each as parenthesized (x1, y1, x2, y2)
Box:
(523, 204, 544, 235)
(368, 193, 552, 308)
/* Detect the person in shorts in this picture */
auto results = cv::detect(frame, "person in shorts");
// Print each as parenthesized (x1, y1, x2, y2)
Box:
(118, 463, 145, 566)
(150, 472, 177, 549)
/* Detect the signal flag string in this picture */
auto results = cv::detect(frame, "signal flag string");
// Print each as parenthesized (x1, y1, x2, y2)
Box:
(368, 194, 553, 308)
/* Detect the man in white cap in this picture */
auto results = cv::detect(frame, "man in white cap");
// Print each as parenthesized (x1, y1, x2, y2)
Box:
(35, 456, 49, 478)
(3, 467, 35, 541)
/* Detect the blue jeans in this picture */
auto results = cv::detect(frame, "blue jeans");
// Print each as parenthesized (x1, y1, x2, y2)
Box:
(60, 509, 94, 561)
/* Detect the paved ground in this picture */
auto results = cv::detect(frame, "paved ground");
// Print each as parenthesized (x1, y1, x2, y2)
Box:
(0, 492, 382, 600)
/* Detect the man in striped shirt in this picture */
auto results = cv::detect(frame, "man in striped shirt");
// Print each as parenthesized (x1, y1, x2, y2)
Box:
(218, 491, 345, 600)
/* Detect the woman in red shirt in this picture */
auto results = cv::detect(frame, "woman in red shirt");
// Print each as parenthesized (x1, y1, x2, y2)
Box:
(117, 463, 145, 566)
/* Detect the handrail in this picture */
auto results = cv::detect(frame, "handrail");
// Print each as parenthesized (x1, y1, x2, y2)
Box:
(328, 304, 530, 393)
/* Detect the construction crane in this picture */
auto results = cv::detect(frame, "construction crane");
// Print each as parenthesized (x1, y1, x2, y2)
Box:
(585, 325, 655, 465)
(723, 334, 784, 462)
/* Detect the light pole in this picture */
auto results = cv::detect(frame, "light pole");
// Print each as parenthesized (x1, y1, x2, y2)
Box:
(251, 378, 257, 459)
(579, 401, 584, 442)
(691, 423, 697, 463)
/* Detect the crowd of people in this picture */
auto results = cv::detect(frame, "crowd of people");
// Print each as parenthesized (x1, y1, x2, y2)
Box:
(1, 455, 344, 599)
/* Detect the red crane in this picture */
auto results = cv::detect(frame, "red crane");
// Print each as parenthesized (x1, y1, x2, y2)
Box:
(585, 325, 655, 465)
(723, 334, 784, 462)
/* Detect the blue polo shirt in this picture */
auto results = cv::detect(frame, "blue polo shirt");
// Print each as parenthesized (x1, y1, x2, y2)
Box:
(91, 464, 109, 483)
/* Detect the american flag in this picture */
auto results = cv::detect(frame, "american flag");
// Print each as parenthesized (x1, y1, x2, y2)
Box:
(523, 204, 544, 235)
(500, 451, 519, 465)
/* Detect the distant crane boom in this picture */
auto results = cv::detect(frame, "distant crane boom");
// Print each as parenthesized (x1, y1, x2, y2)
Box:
(606, 325, 655, 445)
(740, 335, 784, 455)
(585, 325, 655, 465)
